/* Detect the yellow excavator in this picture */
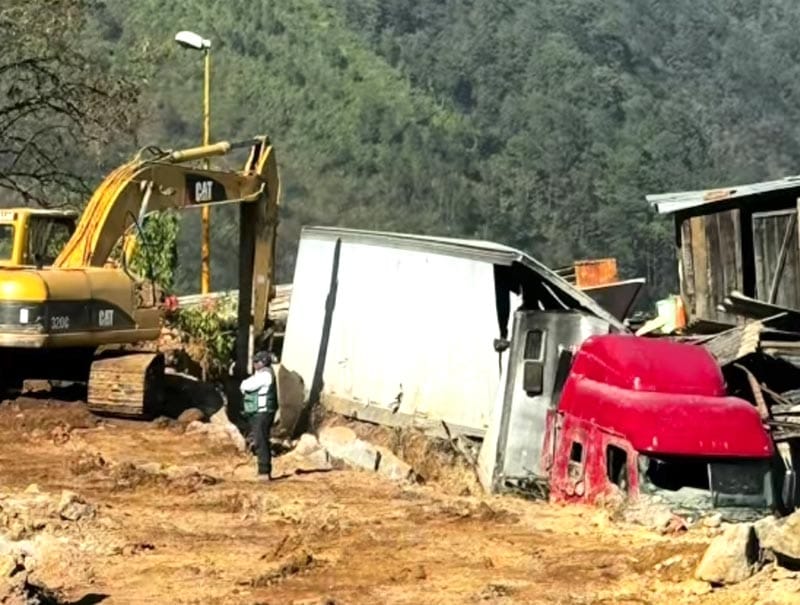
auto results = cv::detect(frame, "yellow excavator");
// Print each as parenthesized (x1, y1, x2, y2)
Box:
(0, 208, 78, 267)
(0, 136, 280, 417)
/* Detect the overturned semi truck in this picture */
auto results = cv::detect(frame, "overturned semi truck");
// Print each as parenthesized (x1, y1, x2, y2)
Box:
(281, 227, 781, 516)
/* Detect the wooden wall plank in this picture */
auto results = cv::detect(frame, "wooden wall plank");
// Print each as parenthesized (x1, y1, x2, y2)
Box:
(679, 218, 695, 315)
(690, 216, 710, 319)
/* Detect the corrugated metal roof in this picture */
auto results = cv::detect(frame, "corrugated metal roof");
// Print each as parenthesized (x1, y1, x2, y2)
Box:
(302, 226, 627, 331)
(646, 175, 800, 215)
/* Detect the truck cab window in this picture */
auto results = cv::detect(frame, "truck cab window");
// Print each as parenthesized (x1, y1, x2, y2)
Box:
(522, 329, 546, 395)
(568, 441, 584, 481)
(551, 348, 574, 406)
(606, 445, 628, 491)
(524, 329, 545, 360)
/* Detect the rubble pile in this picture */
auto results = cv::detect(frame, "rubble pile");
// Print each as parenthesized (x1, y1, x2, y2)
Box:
(0, 487, 98, 604)
(0, 487, 95, 542)
(695, 510, 800, 587)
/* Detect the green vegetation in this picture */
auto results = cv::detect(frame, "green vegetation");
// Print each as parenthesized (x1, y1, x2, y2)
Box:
(5, 0, 800, 302)
(168, 296, 237, 380)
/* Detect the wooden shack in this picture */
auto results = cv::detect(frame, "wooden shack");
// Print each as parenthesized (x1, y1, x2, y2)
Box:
(647, 177, 800, 325)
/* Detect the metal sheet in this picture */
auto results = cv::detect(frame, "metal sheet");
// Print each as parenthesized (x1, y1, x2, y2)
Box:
(582, 278, 644, 321)
(647, 176, 800, 215)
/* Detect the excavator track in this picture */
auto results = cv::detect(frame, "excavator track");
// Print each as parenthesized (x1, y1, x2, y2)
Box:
(87, 352, 165, 418)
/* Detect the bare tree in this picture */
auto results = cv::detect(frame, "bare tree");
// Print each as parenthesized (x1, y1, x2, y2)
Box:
(0, 0, 139, 206)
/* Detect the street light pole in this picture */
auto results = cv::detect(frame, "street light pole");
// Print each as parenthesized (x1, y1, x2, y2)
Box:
(201, 47, 211, 294)
(174, 30, 213, 294)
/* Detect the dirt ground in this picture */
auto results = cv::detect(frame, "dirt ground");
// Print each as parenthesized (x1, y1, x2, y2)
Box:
(1, 399, 798, 605)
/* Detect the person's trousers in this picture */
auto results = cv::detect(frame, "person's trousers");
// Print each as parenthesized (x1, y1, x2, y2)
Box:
(249, 409, 276, 475)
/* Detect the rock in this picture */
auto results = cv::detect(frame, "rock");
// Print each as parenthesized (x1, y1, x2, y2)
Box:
(763, 511, 800, 563)
(375, 445, 415, 481)
(194, 411, 247, 452)
(620, 498, 675, 530)
(299, 448, 332, 471)
(772, 565, 799, 581)
(294, 433, 321, 456)
(151, 416, 174, 428)
(164, 465, 200, 479)
(680, 579, 712, 596)
(318, 426, 415, 482)
(659, 555, 683, 568)
(319, 427, 376, 470)
(184, 420, 206, 434)
(703, 513, 723, 528)
(177, 408, 206, 425)
(136, 462, 163, 475)
(695, 523, 759, 585)
(209, 406, 231, 426)
(58, 490, 94, 522)
(24, 484, 40, 495)
(318, 426, 357, 448)
(7, 522, 26, 541)
(0, 553, 18, 578)
(755, 515, 783, 561)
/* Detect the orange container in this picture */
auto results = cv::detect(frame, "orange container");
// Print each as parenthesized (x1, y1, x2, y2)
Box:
(573, 259, 619, 288)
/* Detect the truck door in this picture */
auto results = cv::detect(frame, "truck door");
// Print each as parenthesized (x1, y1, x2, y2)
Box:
(481, 310, 610, 493)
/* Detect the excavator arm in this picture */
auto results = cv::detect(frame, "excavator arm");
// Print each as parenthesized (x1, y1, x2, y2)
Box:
(54, 136, 280, 338)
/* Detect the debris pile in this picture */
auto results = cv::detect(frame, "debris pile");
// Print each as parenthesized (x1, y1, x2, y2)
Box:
(695, 510, 800, 586)
(0, 487, 100, 604)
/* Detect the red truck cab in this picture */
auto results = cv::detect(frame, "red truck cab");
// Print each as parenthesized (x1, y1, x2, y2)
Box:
(479, 310, 776, 517)
(545, 335, 774, 514)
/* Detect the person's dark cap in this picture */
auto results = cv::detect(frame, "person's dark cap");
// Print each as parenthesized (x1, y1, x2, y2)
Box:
(253, 350, 271, 365)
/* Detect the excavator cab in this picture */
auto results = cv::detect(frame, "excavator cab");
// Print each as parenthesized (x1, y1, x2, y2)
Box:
(0, 208, 78, 267)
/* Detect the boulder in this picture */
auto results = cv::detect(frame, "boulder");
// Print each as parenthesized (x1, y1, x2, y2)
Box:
(208, 408, 248, 452)
(375, 445, 415, 481)
(58, 490, 94, 522)
(0, 553, 18, 578)
(695, 523, 760, 585)
(136, 462, 163, 475)
(318, 426, 415, 482)
(702, 513, 723, 529)
(318, 426, 357, 449)
(754, 515, 783, 558)
(620, 498, 677, 531)
(294, 433, 321, 456)
(186, 419, 246, 452)
(177, 408, 206, 425)
(762, 511, 800, 564)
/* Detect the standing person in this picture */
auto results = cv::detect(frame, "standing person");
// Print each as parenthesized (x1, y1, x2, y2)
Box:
(240, 350, 278, 481)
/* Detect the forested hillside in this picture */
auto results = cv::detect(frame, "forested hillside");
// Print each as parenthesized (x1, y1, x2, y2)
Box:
(5, 0, 800, 300)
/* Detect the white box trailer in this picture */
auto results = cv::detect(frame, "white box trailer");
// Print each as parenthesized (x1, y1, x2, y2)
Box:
(281, 227, 624, 440)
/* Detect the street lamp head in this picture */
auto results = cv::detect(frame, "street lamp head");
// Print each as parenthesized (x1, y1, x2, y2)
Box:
(174, 30, 211, 51)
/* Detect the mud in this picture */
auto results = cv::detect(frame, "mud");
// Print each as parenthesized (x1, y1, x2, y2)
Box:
(1, 400, 798, 604)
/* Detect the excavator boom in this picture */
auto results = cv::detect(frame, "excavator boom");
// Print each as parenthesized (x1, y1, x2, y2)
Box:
(55, 136, 280, 339)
